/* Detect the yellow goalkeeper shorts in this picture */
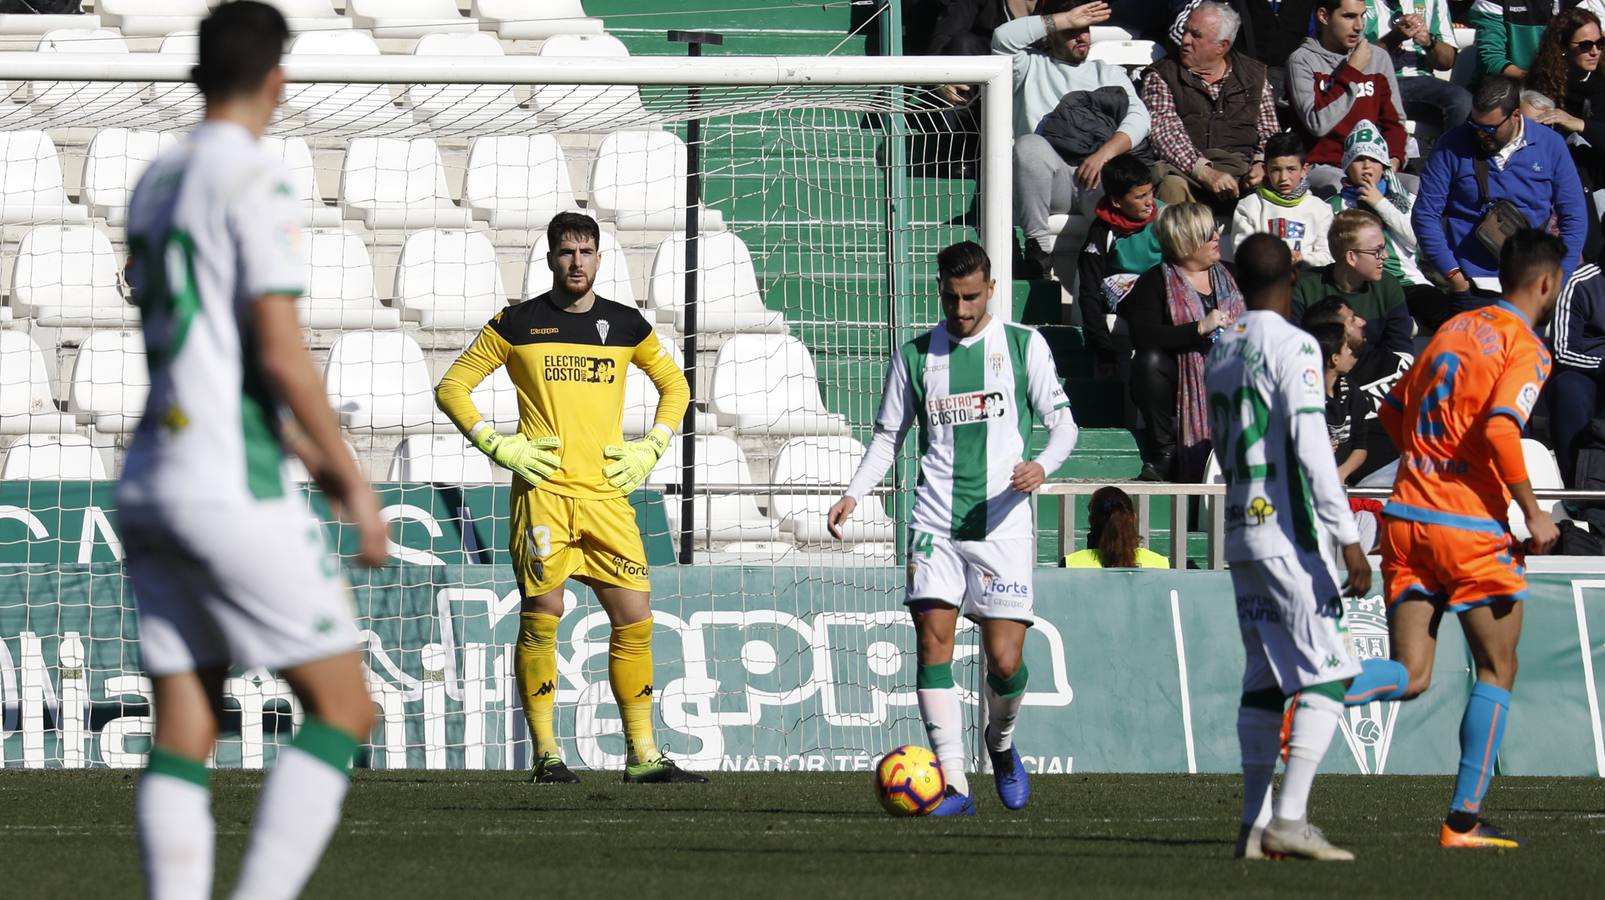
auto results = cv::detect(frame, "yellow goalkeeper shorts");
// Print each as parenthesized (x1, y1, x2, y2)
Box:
(509, 485, 651, 598)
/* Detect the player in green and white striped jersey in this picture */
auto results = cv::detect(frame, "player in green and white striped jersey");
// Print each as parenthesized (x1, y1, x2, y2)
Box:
(829, 241, 1078, 816)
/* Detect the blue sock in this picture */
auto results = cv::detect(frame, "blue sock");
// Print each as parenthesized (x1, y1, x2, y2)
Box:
(1344, 658, 1409, 706)
(1449, 682, 1512, 815)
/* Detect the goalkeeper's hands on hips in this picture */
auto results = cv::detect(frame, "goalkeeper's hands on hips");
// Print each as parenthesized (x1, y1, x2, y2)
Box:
(470, 422, 561, 485)
(603, 424, 671, 495)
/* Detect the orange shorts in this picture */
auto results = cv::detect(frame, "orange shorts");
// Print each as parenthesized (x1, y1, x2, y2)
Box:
(1380, 516, 1528, 613)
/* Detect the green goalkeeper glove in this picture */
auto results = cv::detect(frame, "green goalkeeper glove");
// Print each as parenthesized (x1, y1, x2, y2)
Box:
(602, 425, 671, 495)
(470, 423, 561, 485)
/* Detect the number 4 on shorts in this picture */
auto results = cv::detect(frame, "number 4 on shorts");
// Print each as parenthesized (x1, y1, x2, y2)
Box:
(912, 531, 934, 558)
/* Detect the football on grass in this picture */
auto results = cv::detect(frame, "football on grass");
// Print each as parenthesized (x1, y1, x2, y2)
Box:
(874, 745, 946, 815)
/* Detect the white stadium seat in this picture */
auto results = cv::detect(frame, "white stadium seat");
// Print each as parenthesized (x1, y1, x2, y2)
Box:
(468, 362, 520, 434)
(259, 0, 352, 32)
(533, 34, 648, 131)
(339, 137, 472, 229)
(1, 434, 108, 480)
(709, 334, 849, 436)
(0, 331, 76, 435)
(589, 130, 724, 231)
(465, 135, 580, 230)
(298, 228, 402, 329)
(150, 33, 203, 124)
(1510, 439, 1566, 542)
(0, 131, 88, 226)
(346, 0, 476, 38)
(392, 229, 506, 329)
(283, 32, 399, 132)
(408, 33, 521, 132)
(388, 434, 494, 483)
(82, 129, 180, 226)
(260, 135, 343, 228)
(646, 231, 784, 336)
(32, 30, 143, 124)
(0, 12, 101, 36)
(647, 434, 782, 542)
(68, 330, 149, 434)
(523, 230, 635, 307)
(769, 436, 895, 542)
(97, 0, 208, 38)
(621, 337, 683, 437)
(1086, 39, 1162, 68)
(473, 0, 604, 40)
(324, 330, 447, 434)
(11, 225, 135, 327)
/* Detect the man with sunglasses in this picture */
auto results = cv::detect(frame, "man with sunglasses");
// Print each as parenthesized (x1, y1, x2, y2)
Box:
(1412, 76, 1587, 306)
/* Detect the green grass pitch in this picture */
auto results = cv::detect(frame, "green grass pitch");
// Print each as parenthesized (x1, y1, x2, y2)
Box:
(2, 771, 1601, 897)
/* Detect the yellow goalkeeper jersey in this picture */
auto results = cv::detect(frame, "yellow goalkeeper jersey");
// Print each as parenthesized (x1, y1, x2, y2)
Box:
(436, 293, 689, 500)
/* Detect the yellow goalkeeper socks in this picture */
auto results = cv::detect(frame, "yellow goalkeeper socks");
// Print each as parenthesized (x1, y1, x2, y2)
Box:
(609, 617, 658, 763)
(515, 612, 562, 760)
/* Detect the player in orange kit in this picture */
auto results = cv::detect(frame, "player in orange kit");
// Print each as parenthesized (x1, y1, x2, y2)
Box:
(1365, 229, 1563, 849)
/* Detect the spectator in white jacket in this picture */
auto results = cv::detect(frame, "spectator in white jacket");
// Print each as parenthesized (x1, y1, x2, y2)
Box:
(994, 0, 1151, 278)
(1226, 131, 1335, 269)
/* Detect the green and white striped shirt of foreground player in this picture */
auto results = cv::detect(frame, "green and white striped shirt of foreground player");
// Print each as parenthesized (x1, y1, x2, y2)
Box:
(841, 316, 1079, 543)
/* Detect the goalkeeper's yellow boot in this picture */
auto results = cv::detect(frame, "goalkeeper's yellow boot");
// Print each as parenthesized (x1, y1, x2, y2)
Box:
(530, 753, 581, 785)
(623, 751, 708, 784)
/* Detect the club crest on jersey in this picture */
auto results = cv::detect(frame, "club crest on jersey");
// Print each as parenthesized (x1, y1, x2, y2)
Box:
(926, 390, 1007, 425)
(1337, 596, 1401, 774)
(596, 320, 610, 343)
(989, 352, 1005, 377)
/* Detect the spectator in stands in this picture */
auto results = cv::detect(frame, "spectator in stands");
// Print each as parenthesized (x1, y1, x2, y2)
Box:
(1469, 0, 1559, 80)
(1141, 1, 1278, 209)
(1078, 153, 1164, 370)
(1292, 208, 1411, 354)
(995, 0, 1151, 277)
(1302, 294, 1406, 483)
(1526, 7, 1605, 261)
(1412, 76, 1588, 300)
(1168, 0, 1318, 111)
(1117, 201, 1244, 482)
(928, 0, 1043, 55)
(1326, 120, 1452, 330)
(1224, 131, 1335, 268)
(1063, 486, 1170, 567)
(1359, 0, 1470, 151)
(1287, 0, 1408, 197)
(1312, 321, 1370, 482)
(1551, 262, 1605, 485)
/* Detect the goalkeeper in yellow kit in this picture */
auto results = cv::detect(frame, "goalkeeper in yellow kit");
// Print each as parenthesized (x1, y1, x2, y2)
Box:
(435, 212, 702, 783)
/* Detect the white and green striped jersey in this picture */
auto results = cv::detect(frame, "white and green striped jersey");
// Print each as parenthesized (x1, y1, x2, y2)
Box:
(845, 316, 1078, 541)
(118, 121, 306, 507)
(1204, 310, 1359, 562)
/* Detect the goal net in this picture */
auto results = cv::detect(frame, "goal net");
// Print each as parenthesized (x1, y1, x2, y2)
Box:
(0, 52, 1019, 773)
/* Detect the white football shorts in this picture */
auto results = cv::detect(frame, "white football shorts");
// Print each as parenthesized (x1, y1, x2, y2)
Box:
(1230, 550, 1363, 694)
(122, 497, 360, 677)
(905, 530, 1035, 624)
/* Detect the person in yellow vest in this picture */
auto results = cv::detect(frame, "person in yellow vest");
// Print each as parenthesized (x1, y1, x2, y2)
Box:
(1063, 486, 1170, 568)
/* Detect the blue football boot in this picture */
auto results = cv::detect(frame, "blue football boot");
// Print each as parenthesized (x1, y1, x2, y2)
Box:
(986, 727, 1029, 810)
(928, 785, 976, 817)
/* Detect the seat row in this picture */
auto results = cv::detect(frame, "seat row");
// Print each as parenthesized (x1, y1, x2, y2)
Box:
(0, 429, 894, 546)
(0, 222, 783, 334)
(3, 1, 602, 41)
(1, 127, 714, 235)
(1, 328, 849, 438)
(23, 29, 655, 133)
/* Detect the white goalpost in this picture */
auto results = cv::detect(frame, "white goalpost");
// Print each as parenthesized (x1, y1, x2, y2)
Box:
(0, 49, 1020, 774)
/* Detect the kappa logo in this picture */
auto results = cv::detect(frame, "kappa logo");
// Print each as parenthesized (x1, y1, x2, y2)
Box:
(597, 319, 610, 343)
(1337, 595, 1402, 775)
(532, 680, 555, 698)
(635, 684, 653, 698)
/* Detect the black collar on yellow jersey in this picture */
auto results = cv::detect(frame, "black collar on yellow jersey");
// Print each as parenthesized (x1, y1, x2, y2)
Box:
(489, 292, 653, 348)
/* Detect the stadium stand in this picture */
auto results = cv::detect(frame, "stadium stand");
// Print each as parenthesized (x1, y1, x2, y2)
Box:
(11, 225, 133, 327)
(466, 135, 582, 231)
(298, 228, 402, 329)
(709, 334, 850, 437)
(391, 228, 506, 328)
(96, 0, 208, 38)
(258, 0, 353, 33)
(68, 329, 148, 435)
(472, 0, 605, 41)
(323, 330, 447, 434)
(81, 129, 180, 226)
(769, 435, 896, 543)
(0, 131, 88, 225)
(646, 232, 783, 338)
(0, 432, 108, 480)
(345, 0, 476, 38)
(387, 433, 495, 483)
(339, 137, 473, 230)
(0, 330, 76, 435)
(648, 434, 785, 544)
(261, 135, 344, 227)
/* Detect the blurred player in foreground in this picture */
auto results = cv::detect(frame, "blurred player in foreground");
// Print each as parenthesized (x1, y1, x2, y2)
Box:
(1205, 234, 1372, 860)
(828, 241, 1078, 815)
(1365, 228, 1563, 848)
(436, 212, 701, 784)
(120, 4, 388, 897)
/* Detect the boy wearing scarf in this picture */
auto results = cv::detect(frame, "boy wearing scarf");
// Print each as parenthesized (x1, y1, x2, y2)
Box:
(1226, 132, 1335, 269)
(1328, 120, 1452, 331)
(1077, 153, 1163, 369)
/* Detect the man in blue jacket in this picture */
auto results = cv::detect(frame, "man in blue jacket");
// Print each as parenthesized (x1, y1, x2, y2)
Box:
(1411, 76, 1586, 306)
(1553, 263, 1605, 486)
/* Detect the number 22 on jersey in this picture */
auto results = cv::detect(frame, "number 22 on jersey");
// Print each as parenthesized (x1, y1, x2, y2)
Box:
(1208, 387, 1276, 483)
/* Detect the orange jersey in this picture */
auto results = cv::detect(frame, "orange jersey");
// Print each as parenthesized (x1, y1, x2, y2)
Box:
(1382, 302, 1551, 531)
